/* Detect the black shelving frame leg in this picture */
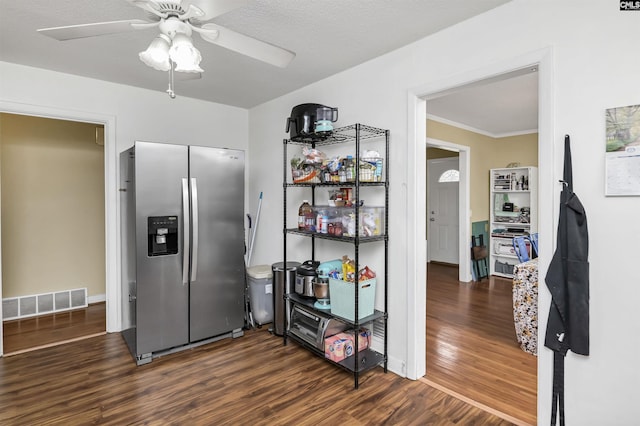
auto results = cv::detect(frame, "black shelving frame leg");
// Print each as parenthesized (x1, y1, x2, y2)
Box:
(384, 129, 389, 373)
(282, 139, 288, 347)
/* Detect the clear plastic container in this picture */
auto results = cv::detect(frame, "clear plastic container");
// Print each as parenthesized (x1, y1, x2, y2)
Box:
(342, 206, 385, 237)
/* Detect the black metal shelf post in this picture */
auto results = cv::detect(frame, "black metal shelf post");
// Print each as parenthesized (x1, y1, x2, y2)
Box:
(282, 123, 389, 389)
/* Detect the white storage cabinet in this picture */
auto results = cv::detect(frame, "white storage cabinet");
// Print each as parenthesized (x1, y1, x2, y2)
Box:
(489, 167, 538, 278)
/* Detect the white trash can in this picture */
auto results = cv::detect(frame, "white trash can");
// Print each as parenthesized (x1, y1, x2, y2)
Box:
(247, 265, 274, 325)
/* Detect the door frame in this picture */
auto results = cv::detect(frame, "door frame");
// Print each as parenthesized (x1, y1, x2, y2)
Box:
(426, 140, 471, 282)
(0, 101, 119, 356)
(405, 46, 555, 417)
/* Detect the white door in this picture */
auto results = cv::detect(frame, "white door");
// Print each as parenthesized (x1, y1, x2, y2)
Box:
(427, 158, 459, 264)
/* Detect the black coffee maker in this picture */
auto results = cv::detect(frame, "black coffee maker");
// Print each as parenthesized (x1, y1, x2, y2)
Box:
(285, 103, 338, 142)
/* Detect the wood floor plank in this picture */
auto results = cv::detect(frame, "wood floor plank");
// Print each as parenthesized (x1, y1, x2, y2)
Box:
(426, 263, 537, 425)
(1, 266, 535, 425)
(1, 329, 515, 425)
(2, 302, 105, 354)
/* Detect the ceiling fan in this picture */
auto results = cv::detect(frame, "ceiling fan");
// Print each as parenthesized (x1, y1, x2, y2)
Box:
(37, 0, 296, 75)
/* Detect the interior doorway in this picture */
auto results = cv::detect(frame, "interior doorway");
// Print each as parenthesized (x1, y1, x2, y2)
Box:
(0, 113, 107, 355)
(424, 60, 542, 422)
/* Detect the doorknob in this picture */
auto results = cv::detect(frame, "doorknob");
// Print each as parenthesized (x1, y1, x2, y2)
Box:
(429, 218, 435, 221)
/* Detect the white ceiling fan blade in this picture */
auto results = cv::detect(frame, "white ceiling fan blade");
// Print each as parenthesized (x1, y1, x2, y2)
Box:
(38, 19, 151, 41)
(131, 21, 161, 30)
(190, 0, 249, 21)
(198, 23, 295, 68)
(181, 4, 206, 21)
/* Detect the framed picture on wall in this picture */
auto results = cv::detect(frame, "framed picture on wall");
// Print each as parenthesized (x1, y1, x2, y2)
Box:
(605, 104, 640, 196)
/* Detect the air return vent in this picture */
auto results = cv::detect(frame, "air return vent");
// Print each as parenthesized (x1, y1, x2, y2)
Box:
(2, 288, 87, 321)
(371, 317, 386, 351)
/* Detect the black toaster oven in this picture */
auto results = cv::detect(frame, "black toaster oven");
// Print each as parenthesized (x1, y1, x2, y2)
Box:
(288, 304, 347, 350)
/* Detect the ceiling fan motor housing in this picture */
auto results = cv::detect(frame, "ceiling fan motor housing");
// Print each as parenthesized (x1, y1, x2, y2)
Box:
(159, 17, 192, 38)
(153, 1, 188, 16)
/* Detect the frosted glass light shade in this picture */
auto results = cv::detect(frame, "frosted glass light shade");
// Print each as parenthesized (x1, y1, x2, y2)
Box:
(169, 33, 204, 73)
(139, 34, 171, 71)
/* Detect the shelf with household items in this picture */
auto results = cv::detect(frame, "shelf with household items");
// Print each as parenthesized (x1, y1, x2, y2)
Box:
(489, 166, 538, 278)
(282, 123, 389, 389)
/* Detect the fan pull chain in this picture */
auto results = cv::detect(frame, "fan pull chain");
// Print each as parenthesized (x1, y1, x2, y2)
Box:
(167, 61, 176, 99)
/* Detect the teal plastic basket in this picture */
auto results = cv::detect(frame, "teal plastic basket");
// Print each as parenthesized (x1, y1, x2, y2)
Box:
(329, 278, 376, 321)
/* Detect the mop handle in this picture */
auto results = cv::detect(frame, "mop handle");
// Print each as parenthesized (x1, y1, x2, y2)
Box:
(247, 192, 263, 266)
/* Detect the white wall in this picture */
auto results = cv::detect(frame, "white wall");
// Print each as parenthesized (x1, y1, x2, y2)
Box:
(0, 61, 249, 346)
(248, 1, 640, 424)
(1, 0, 638, 422)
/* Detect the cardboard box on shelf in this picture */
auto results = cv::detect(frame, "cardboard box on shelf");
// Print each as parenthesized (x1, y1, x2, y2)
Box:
(324, 333, 354, 362)
(345, 328, 371, 352)
(324, 329, 371, 362)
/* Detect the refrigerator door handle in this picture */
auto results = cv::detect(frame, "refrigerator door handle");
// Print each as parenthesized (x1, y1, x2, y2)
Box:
(182, 178, 190, 286)
(190, 177, 199, 282)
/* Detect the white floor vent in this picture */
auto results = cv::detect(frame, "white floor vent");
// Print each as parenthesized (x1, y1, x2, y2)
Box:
(2, 288, 87, 321)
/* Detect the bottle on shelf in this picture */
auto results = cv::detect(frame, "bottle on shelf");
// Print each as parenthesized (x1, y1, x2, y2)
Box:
(316, 208, 328, 234)
(298, 200, 312, 230)
(304, 206, 316, 232)
(345, 155, 355, 182)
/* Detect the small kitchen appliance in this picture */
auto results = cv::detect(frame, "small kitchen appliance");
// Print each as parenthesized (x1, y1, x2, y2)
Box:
(285, 103, 338, 142)
(314, 106, 339, 136)
(295, 260, 319, 297)
(313, 259, 342, 309)
(313, 278, 330, 310)
(288, 304, 347, 350)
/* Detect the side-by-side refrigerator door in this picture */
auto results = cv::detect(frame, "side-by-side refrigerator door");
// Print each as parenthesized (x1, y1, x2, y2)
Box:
(135, 142, 189, 355)
(189, 146, 245, 342)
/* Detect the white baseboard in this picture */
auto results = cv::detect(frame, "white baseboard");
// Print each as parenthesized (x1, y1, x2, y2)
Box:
(386, 355, 407, 378)
(88, 294, 106, 304)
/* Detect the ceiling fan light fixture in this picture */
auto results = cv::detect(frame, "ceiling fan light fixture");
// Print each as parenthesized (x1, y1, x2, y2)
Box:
(169, 33, 204, 73)
(139, 33, 171, 71)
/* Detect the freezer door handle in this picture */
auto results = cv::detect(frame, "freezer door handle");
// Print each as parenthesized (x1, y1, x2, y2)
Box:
(190, 177, 199, 282)
(182, 178, 190, 286)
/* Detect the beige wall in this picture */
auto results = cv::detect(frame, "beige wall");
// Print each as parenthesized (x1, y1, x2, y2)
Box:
(0, 113, 105, 299)
(426, 147, 459, 160)
(426, 119, 538, 223)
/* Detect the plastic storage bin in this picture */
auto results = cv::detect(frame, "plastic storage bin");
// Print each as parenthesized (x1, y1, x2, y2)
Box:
(359, 157, 383, 182)
(342, 206, 385, 237)
(247, 264, 274, 325)
(329, 278, 376, 321)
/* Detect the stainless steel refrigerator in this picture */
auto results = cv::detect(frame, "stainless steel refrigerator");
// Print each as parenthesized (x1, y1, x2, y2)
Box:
(120, 141, 245, 365)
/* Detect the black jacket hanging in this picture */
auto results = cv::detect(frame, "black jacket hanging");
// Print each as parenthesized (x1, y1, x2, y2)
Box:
(544, 135, 590, 426)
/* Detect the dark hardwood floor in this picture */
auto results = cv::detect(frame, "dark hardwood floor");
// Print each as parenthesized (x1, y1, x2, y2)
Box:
(2, 302, 106, 355)
(425, 262, 537, 425)
(0, 269, 536, 425)
(0, 329, 517, 425)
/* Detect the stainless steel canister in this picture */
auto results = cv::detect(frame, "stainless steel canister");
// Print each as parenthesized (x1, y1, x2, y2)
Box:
(271, 261, 301, 336)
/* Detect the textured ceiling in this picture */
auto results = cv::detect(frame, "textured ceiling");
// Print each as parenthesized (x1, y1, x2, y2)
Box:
(0, 0, 512, 109)
(1, 0, 536, 136)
